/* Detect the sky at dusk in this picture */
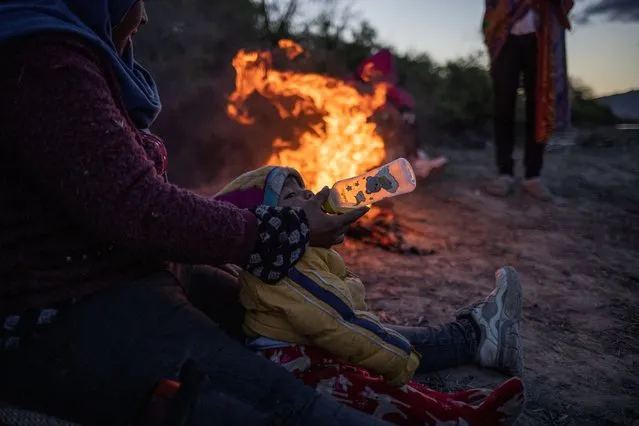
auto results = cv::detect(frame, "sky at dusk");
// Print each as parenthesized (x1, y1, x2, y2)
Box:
(307, 0, 639, 96)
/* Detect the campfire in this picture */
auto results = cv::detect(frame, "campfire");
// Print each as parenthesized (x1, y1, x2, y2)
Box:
(227, 40, 432, 255)
(227, 39, 387, 191)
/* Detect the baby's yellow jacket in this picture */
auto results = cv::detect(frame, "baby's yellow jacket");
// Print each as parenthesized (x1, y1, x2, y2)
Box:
(240, 247, 420, 386)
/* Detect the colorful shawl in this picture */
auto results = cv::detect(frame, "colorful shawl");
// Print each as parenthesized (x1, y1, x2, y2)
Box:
(483, 0, 574, 143)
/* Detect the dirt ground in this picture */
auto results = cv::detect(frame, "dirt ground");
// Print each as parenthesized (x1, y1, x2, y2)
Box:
(336, 141, 639, 425)
(2, 139, 636, 426)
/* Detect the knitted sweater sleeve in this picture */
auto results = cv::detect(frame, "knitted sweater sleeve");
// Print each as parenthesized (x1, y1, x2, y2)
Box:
(0, 37, 257, 266)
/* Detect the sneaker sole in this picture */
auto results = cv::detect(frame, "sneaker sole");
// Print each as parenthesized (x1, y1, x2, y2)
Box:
(497, 267, 523, 377)
(477, 267, 523, 376)
(494, 267, 522, 322)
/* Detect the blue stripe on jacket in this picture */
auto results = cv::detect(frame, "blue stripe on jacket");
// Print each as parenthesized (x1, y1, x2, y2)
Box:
(288, 268, 412, 354)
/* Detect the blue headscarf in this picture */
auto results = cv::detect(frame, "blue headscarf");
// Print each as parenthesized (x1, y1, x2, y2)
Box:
(0, 0, 161, 129)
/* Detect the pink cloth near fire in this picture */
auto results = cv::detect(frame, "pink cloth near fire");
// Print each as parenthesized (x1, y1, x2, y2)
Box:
(387, 86, 415, 110)
(355, 49, 398, 85)
(351, 50, 414, 111)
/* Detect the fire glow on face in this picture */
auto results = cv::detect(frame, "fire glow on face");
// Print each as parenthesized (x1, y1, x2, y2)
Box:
(227, 39, 388, 192)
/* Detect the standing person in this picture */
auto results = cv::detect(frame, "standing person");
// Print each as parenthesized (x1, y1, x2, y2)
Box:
(483, 0, 573, 199)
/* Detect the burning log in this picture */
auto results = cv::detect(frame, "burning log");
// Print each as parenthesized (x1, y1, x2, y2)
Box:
(346, 205, 435, 256)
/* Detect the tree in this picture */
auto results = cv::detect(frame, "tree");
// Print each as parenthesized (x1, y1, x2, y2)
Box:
(336, 20, 380, 71)
(432, 52, 493, 134)
(570, 78, 619, 126)
(253, 0, 302, 45)
(307, 0, 354, 50)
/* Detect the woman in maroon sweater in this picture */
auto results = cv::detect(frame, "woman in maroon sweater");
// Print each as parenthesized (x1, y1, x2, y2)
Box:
(0, 1, 523, 425)
(0, 1, 380, 424)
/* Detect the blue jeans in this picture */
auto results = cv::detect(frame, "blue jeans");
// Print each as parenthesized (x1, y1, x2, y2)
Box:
(0, 267, 477, 425)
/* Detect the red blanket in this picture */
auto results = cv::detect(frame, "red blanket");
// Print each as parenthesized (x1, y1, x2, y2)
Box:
(260, 345, 525, 425)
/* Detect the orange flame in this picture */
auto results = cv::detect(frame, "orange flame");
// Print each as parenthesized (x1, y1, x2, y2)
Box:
(277, 39, 304, 60)
(227, 39, 387, 192)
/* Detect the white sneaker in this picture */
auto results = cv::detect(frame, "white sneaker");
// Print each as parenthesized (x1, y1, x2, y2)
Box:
(465, 267, 524, 377)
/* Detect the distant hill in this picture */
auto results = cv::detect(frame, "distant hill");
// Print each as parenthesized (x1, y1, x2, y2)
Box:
(596, 90, 639, 120)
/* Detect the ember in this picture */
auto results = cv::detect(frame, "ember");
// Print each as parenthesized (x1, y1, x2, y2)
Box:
(227, 39, 387, 192)
(346, 206, 435, 255)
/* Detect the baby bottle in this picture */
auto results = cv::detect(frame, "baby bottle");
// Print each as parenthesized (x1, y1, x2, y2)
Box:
(323, 157, 417, 214)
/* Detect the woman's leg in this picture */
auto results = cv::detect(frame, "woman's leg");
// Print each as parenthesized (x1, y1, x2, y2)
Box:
(0, 272, 389, 426)
(522, 33, 542, 180)
(491, 35, 521, 179)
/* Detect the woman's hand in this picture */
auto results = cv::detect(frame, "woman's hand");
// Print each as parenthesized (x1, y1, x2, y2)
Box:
(301, 187, 369, 248)
(218, 263, 243, 278)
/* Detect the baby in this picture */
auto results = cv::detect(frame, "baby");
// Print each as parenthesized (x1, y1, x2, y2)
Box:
(216, 166, 524, 425)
